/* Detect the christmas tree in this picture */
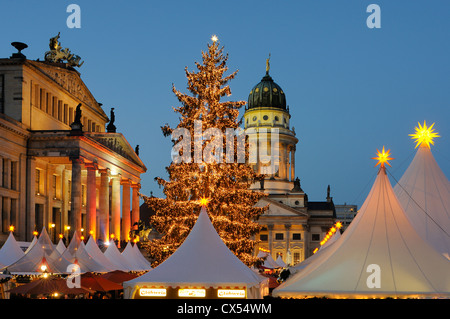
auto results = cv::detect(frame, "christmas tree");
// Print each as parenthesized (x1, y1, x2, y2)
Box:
(142, 37, 267, 267)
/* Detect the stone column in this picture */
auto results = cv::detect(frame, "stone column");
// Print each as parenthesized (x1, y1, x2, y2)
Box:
(85, 163, 97, 239)
(61, 169, 70, 240)
(290, 145, 296, 181)
(285, 223, 291, 262)
(99, 169, 110, 242)
(131, 183, 140, 231)
(268, 224, 274, 255)
(110, 174, 121, 243)
(26, 156, 36, 241)
(70, 157, 83, 238)
(121, 179, 131, 241)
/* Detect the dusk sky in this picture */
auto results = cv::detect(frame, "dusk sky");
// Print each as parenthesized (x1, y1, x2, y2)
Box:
(2, 0, 449, 208)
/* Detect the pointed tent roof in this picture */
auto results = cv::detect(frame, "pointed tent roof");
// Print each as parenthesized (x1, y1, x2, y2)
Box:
(123, 207, 269, 299)
(2, 228, 71, 274)
(276, 255, 286, 268)
(393, 144, 450, 258)
(84, 237, 119, 271)
(62, 233, 110, 273)
(132, 243, 153, 270)
(103, 240, 135, 271)
(0, 232, 25, 268)
(24, 236, 37, 254)
(56, 238, 66, 255)
(121, 242, 152, 271)
(273, 165, 450, 298)
(259, 252, 281, 269)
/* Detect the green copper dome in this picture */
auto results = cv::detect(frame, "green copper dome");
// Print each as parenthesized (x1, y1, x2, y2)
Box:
(247, 72, 287, 110)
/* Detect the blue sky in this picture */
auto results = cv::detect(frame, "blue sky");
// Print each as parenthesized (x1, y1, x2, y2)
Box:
(1, 1, 449, 208)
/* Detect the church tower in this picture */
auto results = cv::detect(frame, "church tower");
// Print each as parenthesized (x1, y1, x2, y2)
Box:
(244, 57, 298, 194)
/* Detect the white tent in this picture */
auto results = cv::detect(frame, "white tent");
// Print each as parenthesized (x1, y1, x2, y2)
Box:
(1, 228, 71, 274)
(273, 165, 450, 298)
(257, 250, 281, 269)
(0, 232, 25, 268)
(123, 207, 269, 299)
(275, 255, 286, 268)
(62, 233, 111, 273)
(24, 236, 37, 254)
(393, 144, 450, 259)
(56, 238, 66, 255)
(84, 237, 120, 271)
(132, 243, 153, 270)
(103, 240, 136, 271)
(121, 242, 152, 271)
(289, 228, 341, 275)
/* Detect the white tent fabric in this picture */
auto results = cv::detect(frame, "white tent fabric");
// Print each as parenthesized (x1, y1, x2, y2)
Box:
(276, 255, 286, 268)
(56, 238, 66, 255)
(123, 207, 269, 299)
(0, 232, 25, 268)
(273, 166, 450, 298)
(132, 243, 153, 270)
(121, 242, 152, 271)
(62, 233, 111, 273)
(103, 240, 136, 271)
(289, 230, 341, 275)
(393, 145, 450, 258)
(319, 228, 341, 251)
(1, 228, 71, 274)
(257, 250, 281, 269)
(24, 236, 37, 254)
(84, 237, 120, 271)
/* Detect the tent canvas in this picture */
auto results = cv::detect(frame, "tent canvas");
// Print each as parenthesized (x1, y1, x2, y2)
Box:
(0, 232, 25, 268)
(1, 228, 71, 274)
(62, 233, 111, 273)
(132, 243, 153, 270)
(273, 166, 450, 298)
(84, 237, 120, 271)
(56, 239, 66, 255)
(121, 242, 152, 271)
(393, 145, 450, 258)
(276, 255, 286, 268)
(103, 240, 136, 271)
(123, 207, 269, 299)
(257, 251, 281, 269)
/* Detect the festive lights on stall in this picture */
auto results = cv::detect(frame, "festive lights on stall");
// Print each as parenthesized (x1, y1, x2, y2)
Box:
(313, 221, 343, 254)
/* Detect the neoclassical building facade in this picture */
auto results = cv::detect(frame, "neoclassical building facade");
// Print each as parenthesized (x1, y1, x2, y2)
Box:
(0, 41, 146, 244)
(245, 65, 336, 266)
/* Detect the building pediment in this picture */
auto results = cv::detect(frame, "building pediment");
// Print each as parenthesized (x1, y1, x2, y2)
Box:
(256, 198, 308, 217)
(26, 60, 108, 120)
(86, 132, 145, 170)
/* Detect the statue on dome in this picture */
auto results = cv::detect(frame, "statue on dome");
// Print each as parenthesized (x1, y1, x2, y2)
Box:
(266, 53, 271, 74)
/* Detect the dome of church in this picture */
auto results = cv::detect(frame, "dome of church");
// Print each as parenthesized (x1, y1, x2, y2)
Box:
(247, 72, 287, 110)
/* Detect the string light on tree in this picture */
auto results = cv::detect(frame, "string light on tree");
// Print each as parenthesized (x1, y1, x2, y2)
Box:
(409, 121, 440, 149)
(142, 37, 267, 267)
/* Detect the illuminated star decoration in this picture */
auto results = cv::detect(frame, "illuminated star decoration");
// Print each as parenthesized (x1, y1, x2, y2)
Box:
(199, 197, 210, 206)
(211, 35, 218, 43)
(409, 121, 440, 149)
(372, 146, 394, 168)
